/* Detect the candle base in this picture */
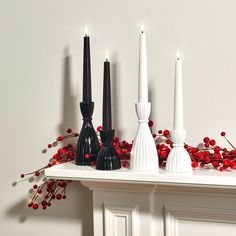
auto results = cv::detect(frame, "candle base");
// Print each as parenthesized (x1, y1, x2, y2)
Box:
(96, 129, 121, 170)
(130, 102, 159, 172)
(166, 130, 192, 173)
(76, 102, 100, 166)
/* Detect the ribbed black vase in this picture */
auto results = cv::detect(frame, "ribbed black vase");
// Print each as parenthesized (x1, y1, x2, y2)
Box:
(76, 102, 100, 165)
(96, 129, 121, 170)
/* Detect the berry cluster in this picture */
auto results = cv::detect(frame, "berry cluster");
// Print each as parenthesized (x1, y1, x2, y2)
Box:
(20, 122, 236, 210)
(21, 129, 78, 210)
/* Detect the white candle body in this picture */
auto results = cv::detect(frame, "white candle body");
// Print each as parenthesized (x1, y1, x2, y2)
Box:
(138, 32, 148, 103)
(174, 58, 184, 130)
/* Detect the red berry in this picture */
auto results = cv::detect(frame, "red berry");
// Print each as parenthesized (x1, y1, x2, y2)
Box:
(203, 137, 210, 143)
(84, 154, 90, 159)
(204, 157, 211, 163)
(51, 194, 55, 199)
(56, 194, 62, 200)
(212, 161, 219, 168)
(37, 189, 42, 194)
(223, 158, 230, 167)
(230, 160, 236, 169)
(33, 203, 38, 210)
(191, 161, 198, 168)
(204, 143, 210, 148)
(67, 128, 72, 133)
(74, 133, 79, 137)
(214, 146, 221, 153)
(219, 167, 225, 172)
(48, 144, 52, 148)
(52, 160, 57, 165)
(97, 126, 103, 132)
(20, 174, 25, 178)
(158, 130, 162, 134)
(221, 132, 226, 136)
(122, 162, 128, 168)
(33, 184, 38, 189)
(213, 153, 221, 159)
(57, 136, 64, 142)
(152, 134, 157, 138)
(209, 139, 216, 146)
(42, 201, 47, 206)
(47, 202, 51, 207)
(200, 163, 204, 168)
(166, 139, 172, 145)
(163, 130, 170, 137)
(48, 163, 52, 167)
(148, 120, 154, 127)
(28, 202, 33, 208)
(63, 195, 67, 199)
(161, 151, 167, 159)
(113, 136, 119, 143)
(43, 206, 47, 210)
(90, 161, 96, 167)
(35, 171, 40, 176)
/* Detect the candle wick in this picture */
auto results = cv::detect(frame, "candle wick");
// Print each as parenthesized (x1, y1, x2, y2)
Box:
(141, 30, 144, 34)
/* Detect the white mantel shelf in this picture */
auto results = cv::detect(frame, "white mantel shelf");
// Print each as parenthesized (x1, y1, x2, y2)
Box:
(45, 162, 236, 235)
(45, 162, 236, 189)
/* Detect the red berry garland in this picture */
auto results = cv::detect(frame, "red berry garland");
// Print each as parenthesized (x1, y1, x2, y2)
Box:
(20, 124, 236, 210)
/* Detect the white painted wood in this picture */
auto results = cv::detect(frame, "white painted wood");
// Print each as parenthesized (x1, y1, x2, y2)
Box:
(45, 163, 236, 236)
(45, 162, 236, 188)
(104, 204, 139, 236)
(164, 205, 236, 236)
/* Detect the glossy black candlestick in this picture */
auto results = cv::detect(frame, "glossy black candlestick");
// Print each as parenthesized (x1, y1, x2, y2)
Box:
(83, 36, 92, 102)
(76, 102, 100, 165)
(96, 129, 121, 170)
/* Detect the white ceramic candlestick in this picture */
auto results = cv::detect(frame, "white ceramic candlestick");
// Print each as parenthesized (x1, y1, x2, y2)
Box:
(130, 28, 159, 172)
(166, 51, 192, 173)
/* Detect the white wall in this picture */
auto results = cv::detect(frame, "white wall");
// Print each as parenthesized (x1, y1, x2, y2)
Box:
(1, 0, 236, 235)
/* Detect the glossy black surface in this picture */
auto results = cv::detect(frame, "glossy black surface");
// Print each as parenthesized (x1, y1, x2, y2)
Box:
(83, 36, 92, 102)
(76, 102, 100, 165)
(103, 61, 112, 130)
(96, 129, 121, 170)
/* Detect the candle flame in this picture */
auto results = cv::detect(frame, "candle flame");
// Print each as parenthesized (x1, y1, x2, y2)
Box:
(176, 50, 181, 59)
(84, 26, 88, 36)
(105, 51, 109, 61)
(141, 23, 144, 33)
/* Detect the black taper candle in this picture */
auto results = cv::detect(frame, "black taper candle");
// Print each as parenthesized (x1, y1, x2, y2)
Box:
(103, 60, 112, 130)
(75, 33, 100, 166)
(96, 58, 121, 170)
(83, 35, 92, 102)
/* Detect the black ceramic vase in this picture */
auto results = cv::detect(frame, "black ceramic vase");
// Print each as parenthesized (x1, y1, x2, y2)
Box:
(76, 102, 100, 165)
(96, 129, 121, 170)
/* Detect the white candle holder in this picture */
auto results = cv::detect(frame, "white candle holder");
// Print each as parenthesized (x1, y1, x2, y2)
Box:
(166, 130, 192, 173)
(130, 102, 159, 172)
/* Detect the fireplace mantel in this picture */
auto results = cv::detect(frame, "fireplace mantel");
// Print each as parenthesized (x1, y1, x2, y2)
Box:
(45, 163, 236, 236)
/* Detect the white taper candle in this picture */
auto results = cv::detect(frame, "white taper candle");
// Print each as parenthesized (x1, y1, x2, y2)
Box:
(174, 51, 184, 130)
(138, 25, 148, 103)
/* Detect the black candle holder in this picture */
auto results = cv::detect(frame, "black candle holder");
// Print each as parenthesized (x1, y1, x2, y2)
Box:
(96, 129, 121, 170)
(76, 102, 100, 165)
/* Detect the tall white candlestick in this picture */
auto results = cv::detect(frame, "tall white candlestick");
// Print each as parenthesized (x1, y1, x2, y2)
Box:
(138, 29, 148, 103)
(174, 51, 184, 130)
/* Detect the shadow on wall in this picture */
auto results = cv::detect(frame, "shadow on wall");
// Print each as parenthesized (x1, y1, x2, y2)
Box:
(6, 182, 93, 236)
(111, 52, 121, 138)
(6, 49, 93, 236)
(58, 47, 79, 144)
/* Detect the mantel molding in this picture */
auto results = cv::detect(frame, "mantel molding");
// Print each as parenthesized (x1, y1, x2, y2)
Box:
(45, 162, 236, 189)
